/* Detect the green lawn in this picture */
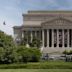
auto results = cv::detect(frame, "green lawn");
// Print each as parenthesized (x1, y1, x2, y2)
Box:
(0, 69, 72, 72)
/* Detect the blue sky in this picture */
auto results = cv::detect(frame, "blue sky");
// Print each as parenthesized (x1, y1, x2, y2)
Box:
(0, 0, 72, 36)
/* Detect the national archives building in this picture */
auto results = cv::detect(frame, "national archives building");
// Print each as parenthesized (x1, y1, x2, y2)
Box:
(13, 11, 72, 54)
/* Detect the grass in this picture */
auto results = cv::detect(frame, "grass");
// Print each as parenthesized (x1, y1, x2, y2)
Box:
(0, 69, 72, 72)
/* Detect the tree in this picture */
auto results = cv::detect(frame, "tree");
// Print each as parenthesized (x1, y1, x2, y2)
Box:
(0, 30, 15, 48)
(30, 38, 42, 48)
(0, 47, 5, 63)
(0, 30, 41, 63)
(0, 30, 16, 64)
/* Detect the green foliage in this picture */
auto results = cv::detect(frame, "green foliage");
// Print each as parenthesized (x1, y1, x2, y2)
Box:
(21, 38, 27, 46)
(0, 47, 16, 64)
(29, 48, 41, 62)
(15, 46, 41, 63)
(30, 38, 41, 48)
(63, 50, 69, 54)
(63, 50, 72, 55)
(0, 69, 71, 72)
(0, 61, 71, 69)
(16, 46, 30, 63)
(21, 36, 42, 48)
(0, 47, 5, 63)
(0, 30, 16, 64)
(0, 45, 41, 64)
(0, 30, 41, 64)
(69, 50, 72, 54)
(63, 50, 72, 62)
(0, 30, 14, 48)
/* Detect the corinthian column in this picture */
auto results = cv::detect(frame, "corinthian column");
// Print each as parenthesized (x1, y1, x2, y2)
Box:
(57, 29, 59, 47)
(47, 29, 49, 47)
(67, 29, 69, 47)
(22, 31, 24, 38)
(31, 31, 33, 42)
(42, 29, 44, 47)
(52, 29, 54, 48)
(62, 29, 64, 47)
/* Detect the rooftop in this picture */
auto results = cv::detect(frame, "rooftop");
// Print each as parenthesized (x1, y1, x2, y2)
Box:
(28, 10, 72, 14)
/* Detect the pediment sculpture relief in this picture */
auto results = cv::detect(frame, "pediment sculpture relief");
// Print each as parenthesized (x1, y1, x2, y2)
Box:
(41, 17, 72, 26)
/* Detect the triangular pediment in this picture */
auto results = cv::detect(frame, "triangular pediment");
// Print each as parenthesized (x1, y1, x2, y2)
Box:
(41, 17, 72, 26)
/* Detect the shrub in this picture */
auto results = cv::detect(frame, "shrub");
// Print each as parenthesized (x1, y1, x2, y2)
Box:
(16, 46, 41, 63)
(0, 46, 41, 64)
(0, 47, 16, 64)
(63, 50, 72, 55)
(69, 50, 72, 54)
(63, 50, 69, 55)
(29, 48, 41, 62)
(0, 61, 72, 69)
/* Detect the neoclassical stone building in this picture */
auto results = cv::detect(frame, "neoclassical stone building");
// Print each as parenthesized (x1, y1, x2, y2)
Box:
(13, 11, 72, 54)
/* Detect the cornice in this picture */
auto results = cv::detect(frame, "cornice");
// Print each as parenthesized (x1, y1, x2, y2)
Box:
(23, 10, 72, 17)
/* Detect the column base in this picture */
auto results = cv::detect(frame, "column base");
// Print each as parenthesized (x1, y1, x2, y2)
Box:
(41, 47, 72, 54)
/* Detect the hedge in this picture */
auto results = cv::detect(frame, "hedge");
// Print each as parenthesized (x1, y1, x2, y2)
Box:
(0, 61, 72, 69)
